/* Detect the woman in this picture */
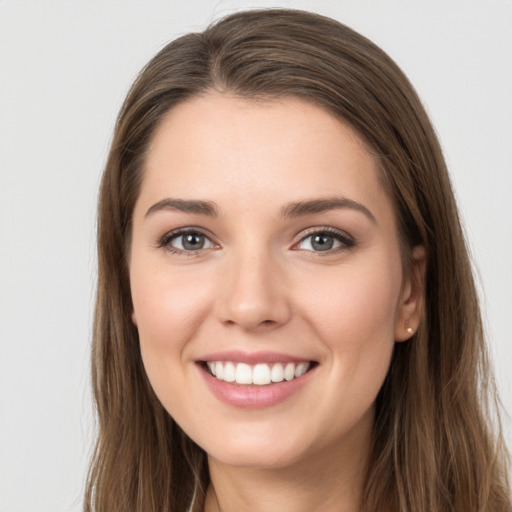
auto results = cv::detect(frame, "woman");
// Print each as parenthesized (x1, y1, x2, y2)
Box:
(85, 9, 511, 512)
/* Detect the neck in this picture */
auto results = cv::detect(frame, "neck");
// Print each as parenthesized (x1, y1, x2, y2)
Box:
(203, 421, 372, 512)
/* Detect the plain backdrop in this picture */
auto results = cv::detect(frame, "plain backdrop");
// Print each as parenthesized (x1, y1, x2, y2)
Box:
(0, 1, 511, 511)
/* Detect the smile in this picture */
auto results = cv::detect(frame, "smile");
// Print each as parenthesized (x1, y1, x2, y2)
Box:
(206, 361, 311, 386)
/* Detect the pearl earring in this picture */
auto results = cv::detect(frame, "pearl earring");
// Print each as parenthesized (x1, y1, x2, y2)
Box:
(406, 327, 414, 335)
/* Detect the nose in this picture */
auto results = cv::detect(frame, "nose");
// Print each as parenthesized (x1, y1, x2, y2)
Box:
(216, 248, 291, 331)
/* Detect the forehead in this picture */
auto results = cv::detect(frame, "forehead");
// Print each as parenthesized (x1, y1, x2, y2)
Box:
(139, 93, 393, 222)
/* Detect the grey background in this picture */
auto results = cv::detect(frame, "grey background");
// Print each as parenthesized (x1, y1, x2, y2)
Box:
(1, 1, 511, 510)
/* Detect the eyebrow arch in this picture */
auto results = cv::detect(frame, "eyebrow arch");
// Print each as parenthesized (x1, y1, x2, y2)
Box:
(145, 198, 219, 218)
(145, 196, 375, 223)
(281, 197, 376, 223)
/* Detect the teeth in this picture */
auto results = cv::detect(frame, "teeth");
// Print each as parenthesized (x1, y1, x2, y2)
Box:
(284, 362, 295, 381)
(253, 364, 271, 385)
(215, 361, 224, 380)
(206, 361, 311, 386)
(295, 362, 309, 378)
(223, 362, 236, 382)
(235, 363, 252, 384)
(271, 363, 284, 383)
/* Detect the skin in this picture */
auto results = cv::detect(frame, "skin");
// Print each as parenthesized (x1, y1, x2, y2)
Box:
(129, 93, 425, 512)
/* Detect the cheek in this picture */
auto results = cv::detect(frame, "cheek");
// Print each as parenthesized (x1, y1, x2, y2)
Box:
(300, 261, 402, 344)
(132, 259, 211, 335)
(130, 260, 214, 387)
(298, 264, 401, 425)
(299, 255, 402, 401)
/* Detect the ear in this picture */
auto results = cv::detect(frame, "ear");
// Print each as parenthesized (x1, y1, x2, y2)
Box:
(394, 245, 427, 342)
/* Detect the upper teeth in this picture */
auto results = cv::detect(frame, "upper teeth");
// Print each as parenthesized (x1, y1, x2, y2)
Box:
(206, 361, 311, 386)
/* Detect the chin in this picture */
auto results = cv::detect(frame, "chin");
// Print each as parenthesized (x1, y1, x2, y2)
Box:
(206, 442, 307, 470)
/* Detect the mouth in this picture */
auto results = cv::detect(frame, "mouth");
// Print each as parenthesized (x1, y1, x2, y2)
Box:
(201, 360, 318, 386)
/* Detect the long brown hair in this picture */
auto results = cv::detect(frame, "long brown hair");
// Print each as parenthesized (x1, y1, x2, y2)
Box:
(85, 9, 510, 512)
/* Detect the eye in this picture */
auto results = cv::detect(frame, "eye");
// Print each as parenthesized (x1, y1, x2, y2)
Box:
(159, 229, 216, 253)
(295, 228, 354, 253)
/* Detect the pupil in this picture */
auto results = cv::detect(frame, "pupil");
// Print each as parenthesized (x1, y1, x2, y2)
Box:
(183, 233, 204, 250)
(312, 234, 333, 251)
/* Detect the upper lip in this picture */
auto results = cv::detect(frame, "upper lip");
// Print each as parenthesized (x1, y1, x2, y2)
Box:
(197, 350, 316, 365)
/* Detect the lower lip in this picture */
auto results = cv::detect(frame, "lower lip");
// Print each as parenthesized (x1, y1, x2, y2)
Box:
(198, 364, 315, 409)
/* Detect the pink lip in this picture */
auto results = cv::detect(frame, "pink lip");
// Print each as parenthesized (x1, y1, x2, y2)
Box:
(197, 350, 313, 365)
(197, 361, 316, 409)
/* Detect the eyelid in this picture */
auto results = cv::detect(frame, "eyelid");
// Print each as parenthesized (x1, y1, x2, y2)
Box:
(155, 225, 354, 255)
(292, 226, 355, 253)
(156, 226, 219, 254)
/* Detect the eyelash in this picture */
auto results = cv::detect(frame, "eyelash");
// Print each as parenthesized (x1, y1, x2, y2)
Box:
(294, 227, 355, 255)
(156, 226, 355, 255)
(156, 228, 216, 255)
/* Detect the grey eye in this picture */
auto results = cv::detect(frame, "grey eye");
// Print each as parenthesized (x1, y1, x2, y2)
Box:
(295, 228, 357, 253)
(311, 234, 335, 251)
(298, 233, 341, 252)
(170, 232, 214, 251)
(311, 233, 335, 251)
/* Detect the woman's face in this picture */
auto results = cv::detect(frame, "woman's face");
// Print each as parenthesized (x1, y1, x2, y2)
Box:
(129, 93, 424, 470)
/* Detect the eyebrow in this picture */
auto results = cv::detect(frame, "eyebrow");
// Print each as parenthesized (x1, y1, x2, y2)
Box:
(145, 198, 219, 218)
(280, 197, 376, 223)
(145, 196, 376, 223)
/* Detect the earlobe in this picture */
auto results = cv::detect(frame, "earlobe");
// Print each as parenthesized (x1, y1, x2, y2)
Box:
(395, 245, 427, 342)
(131, 309, 138, 327)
